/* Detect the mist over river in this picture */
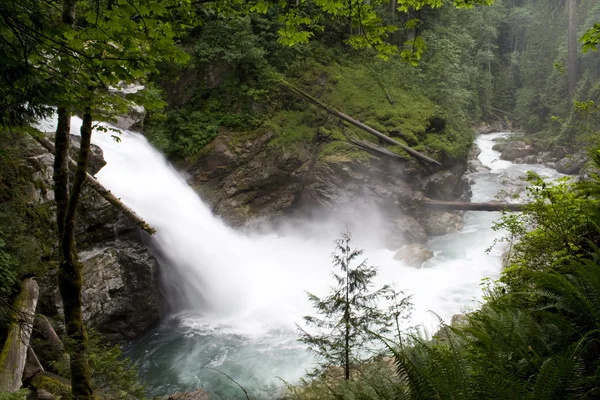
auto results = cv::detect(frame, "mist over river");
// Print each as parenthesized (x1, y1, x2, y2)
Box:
(37, 117, 562, 399)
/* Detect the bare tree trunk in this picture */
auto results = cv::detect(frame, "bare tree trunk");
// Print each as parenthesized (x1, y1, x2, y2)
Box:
(56, 106, 95, 399)
(568, 0, 578, 98)
(0, 278, 39, 392)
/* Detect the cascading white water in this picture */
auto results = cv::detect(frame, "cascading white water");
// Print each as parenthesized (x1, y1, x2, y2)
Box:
(36, 117, 562, 399)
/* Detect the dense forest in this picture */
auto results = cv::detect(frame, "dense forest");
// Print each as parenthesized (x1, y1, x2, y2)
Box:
(1, 0, 600, 399)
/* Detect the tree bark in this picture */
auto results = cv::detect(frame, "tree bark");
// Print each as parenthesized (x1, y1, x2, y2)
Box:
(568, 0, 578, 98)
(56, 107, 95, 399)
(0, 278, 39, 392)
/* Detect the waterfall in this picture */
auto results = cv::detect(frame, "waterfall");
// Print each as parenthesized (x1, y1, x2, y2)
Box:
(37, 116, 561, 398)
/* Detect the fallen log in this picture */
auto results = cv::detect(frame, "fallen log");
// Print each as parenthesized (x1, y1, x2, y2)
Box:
(0, 278, 39, 392)
(347, 138, 407, 162)
(33, 315, 68, 366)
(32, 135, 156, 235)
(280, 81, 442, 166)
(419, 198, 527, 212)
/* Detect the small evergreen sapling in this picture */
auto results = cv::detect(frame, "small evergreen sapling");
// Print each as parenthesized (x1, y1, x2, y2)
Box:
(298, 231, 401, 380)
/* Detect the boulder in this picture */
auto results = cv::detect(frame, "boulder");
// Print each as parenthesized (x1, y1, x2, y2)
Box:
(75, 241, 162, 342)
(500, 141, 535, 161)
(115, 105, 146, 131)
(421, 165, 471, 202)
(389, 214, 429, 246)
(69, 134, 106, 175)
(523, 154, 538, 164)
(491, 142, 506, 152)
(394, 244, 434, 267)
(420, 211, 464, 236)
(556, 154, 587, 175)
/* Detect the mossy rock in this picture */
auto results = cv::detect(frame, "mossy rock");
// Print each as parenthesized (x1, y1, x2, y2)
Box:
(30, 372, 70, 399)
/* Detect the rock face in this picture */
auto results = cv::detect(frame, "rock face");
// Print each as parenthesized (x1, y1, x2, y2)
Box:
(18, 134, 163, 343)
(183, 129, 471, 248)
(76, 241, 161, 342)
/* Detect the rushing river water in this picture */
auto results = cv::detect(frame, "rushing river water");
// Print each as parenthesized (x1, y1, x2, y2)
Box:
(36, 118, 562, 399)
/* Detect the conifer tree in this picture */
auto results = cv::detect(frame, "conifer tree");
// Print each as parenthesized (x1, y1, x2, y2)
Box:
(298, 231, 400, 380)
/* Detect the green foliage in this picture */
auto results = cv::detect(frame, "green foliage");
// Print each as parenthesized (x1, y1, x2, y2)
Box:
(145, 109, 261, 159)
(0, 239, 18, 298)
(581, 24, 600, 53)
(492, 173, 597, 288)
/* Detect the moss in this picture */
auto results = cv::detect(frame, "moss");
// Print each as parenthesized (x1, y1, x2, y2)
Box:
(265, 110, 318, 149)
(318, 141, 371, 163)
(31, 372, 71, 398)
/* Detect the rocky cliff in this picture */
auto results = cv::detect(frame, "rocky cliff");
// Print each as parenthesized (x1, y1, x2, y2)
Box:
(181, 127, 471, 251)
(5, 131, 163, 343)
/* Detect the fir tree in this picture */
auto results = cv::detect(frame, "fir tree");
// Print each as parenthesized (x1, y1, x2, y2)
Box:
(298, 231, 402, 380)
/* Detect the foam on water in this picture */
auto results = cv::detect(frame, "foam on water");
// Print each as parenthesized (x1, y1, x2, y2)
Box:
(35, 118, 561, 398)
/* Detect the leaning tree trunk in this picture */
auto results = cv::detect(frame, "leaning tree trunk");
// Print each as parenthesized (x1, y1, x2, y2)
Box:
(0, 278, 39, 392)
(568, 0, 578, 98)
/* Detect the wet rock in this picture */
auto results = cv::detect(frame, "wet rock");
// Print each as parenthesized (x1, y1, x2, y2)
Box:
(420, 211, 464, 236)
(421, 165, 471, 202)
(523, 155, 538, 164)
(391, 215, 429, 246)
(513, 157, 523, 164)
(394, 244, 434, 267)
(500, 141, 535, 161)
(69, 135, 107, 175)
(47, 241, 162, 343)
(115, 105, 146, 131)
(492, 142, 506, 152)
(556, 154, 587, 175)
